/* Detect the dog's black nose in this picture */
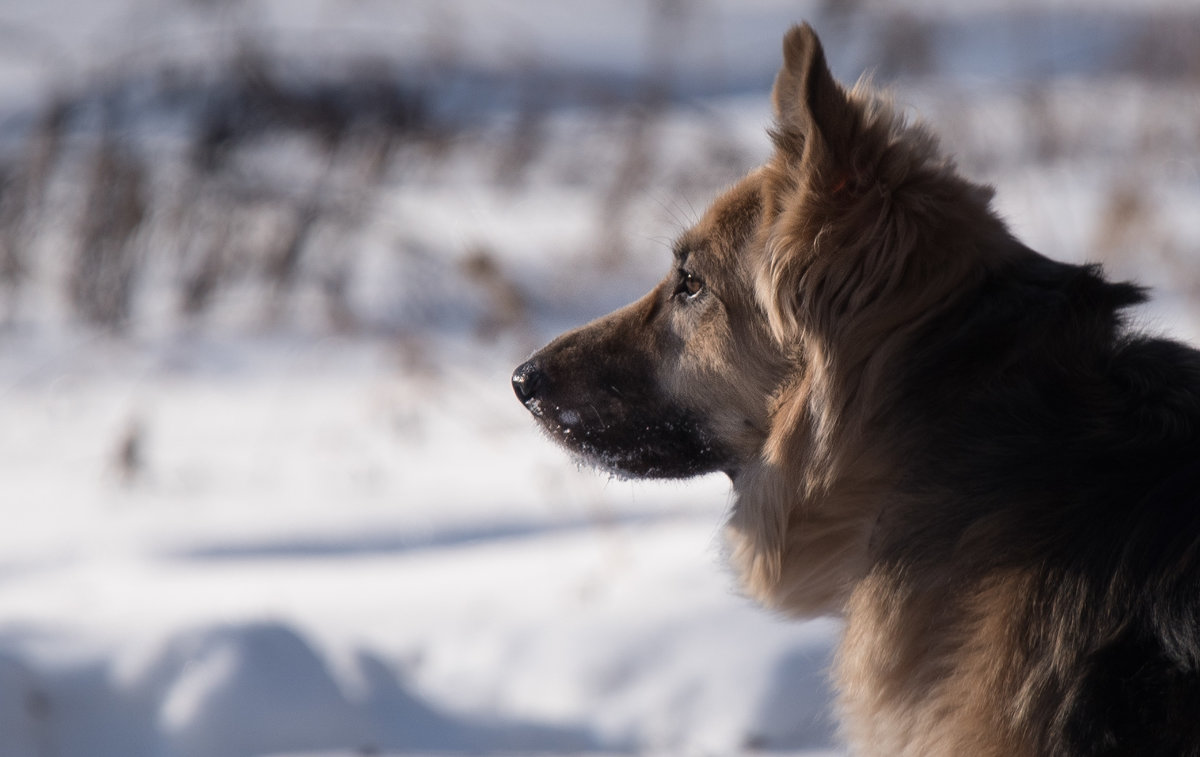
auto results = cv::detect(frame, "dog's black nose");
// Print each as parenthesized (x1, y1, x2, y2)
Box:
(512, 361, 547, 404)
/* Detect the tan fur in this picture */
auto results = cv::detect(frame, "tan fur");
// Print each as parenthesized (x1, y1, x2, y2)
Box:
(696, 25, 1092, 755)
(836, 569, 1041, 756)
(726, 26, 1040, 754)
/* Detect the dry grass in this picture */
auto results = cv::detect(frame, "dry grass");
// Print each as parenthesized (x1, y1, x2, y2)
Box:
(0, 5, 1196, 341)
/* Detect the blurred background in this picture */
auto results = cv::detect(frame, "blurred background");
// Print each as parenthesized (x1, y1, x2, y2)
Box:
(0, 1, 1198, 755)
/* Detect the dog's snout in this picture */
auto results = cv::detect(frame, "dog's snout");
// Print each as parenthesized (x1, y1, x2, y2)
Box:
(512, 361, 547, 404)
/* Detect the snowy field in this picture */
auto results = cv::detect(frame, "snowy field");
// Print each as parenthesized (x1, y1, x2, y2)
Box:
(1, 1, 1199, 756)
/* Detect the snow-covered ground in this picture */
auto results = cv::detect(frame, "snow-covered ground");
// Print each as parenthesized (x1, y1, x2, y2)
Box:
(1, 2, 1199, 756)
(0, 333, 845, 756)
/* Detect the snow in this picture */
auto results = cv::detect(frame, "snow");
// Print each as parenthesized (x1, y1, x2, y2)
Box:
(0, 331, 843, 756)
(1, 1, 1199, 756)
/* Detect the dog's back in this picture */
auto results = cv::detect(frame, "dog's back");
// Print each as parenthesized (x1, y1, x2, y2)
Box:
(834, 246, 1200, 755)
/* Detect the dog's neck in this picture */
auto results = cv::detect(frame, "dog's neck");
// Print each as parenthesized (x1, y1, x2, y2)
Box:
(724, 457, 885, 616)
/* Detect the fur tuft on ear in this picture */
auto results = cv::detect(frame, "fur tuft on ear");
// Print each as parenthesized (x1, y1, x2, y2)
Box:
(760, 23, 867, 345)
(770, 23, 858, 180)
(761, 23, 979, 349)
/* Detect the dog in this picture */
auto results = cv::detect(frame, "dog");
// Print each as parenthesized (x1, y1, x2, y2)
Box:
(512, 23, 1200, 756)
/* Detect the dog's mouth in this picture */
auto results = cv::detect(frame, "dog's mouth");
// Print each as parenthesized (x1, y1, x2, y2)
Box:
(513, 360, 731, 480)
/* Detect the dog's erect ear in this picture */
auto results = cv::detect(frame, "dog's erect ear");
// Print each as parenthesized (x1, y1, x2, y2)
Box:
(771, 24, 857, 183)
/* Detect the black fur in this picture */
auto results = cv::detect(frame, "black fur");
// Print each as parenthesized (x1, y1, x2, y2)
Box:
(882, 248, 1200, 755)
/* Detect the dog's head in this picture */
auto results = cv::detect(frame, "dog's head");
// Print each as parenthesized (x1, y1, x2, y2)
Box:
(512, 168, 786, 479)
(513, 23, 1003, 496)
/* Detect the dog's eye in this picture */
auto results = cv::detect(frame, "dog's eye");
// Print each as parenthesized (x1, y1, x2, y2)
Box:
(674, 271, 705, 300)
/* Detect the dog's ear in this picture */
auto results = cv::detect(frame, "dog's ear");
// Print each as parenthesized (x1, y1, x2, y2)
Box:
(770, 24, 857, 188)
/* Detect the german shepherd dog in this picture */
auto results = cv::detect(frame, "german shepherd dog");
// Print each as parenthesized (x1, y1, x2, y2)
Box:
(512, 24, 1200, 756)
